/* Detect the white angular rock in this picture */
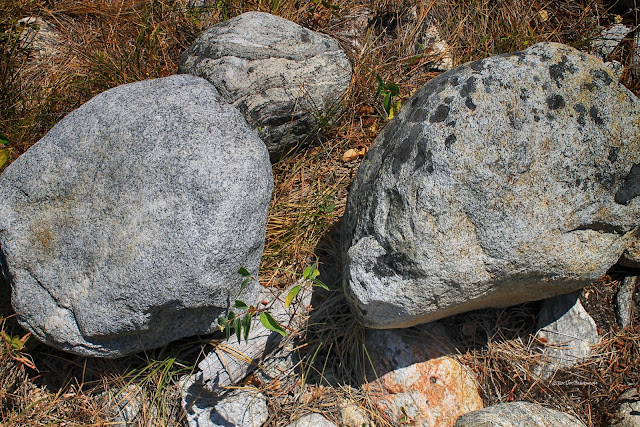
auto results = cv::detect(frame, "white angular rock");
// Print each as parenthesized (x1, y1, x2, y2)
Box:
(593, 24, 631, 59)
(0, 75, 272, 357)
(285, 413, 337, 427)
(534, 293, 600, 379)
(181, 379, 268, 427)
(342, 42, 640, 328)
(179, 12, 352, 159)
(454, 401, 586, 427)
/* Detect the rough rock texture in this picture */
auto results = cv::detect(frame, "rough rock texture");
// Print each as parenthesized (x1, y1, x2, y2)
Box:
(619, 239, 640, 269)
(616, 277, 637, 328)
(611, 389, 640, 427)
(181, 381, 269, 427)
(342, 42, 640, 328)
(363, 329, 482, 426)
(179, 12, 352, 159)
(454, 401, 586, 427)
(340, 401, 375, 427)
(285, 413, 337, 427)
(0, 75, 272, 357)
(534, 293, 600, 379)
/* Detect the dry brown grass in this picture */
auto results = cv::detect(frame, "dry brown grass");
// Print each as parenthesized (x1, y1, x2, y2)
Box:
(2, 0, 639, 425)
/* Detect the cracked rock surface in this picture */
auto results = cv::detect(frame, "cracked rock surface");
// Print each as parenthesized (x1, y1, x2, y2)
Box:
(0, 74, 272, 357)
(342, 42, 640, 329)
(178, 12, 352, 160)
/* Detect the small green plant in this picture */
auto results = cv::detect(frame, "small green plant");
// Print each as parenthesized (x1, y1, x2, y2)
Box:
(375, 75, 401, 119)
(0, 133, 11, 170)
(218, 263, 329, 344)
(0, 330, 35, 370)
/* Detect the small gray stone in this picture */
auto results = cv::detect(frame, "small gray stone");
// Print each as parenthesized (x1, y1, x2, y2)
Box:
(342, 42, 640, 328)
(454, 401, 586, 426)
(616, 277, 637, 329)
(0, 75, 272, 357)
(534, 293, 600, 379)
(179, 12, 352, 160)
(181, 377, 268, 427)
(619, 239, 640, 269)
(593, 24, 632, 59)
(611, 389, 640, 427)
(339, 401, 374, 427)
(285, 413, 337, 427)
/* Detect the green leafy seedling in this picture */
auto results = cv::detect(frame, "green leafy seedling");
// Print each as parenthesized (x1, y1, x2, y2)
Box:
(375, 75, 401, 119)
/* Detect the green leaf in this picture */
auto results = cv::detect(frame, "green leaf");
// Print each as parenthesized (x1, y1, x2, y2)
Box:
(235, 317, 242, 344)
(383, 93, 392, 115)
(218, 315, 228, 327)
(238, 267, 251, 277)
(303, 262, 320, 280)
(239, 277, 251, 296)
(234, 300, 249, 310)
(386, 82, 400, 96)
(311, 278, 329, 291)
(285, 285, 301, 308)
(0, 149, 10, 170)
(260, 312, 287, 337)
(243, 313, 251, 342)
(0, 133, 9, 145)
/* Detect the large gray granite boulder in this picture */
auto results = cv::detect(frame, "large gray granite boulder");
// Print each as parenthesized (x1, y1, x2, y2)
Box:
(343, 42, 640, 329)
(455, 401, 586, 426)
(178, 12, 352, 160)
(0, 75, 273, 357)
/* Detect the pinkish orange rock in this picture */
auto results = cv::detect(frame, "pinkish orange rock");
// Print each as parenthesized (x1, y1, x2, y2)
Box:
(363, 329, 483, 426)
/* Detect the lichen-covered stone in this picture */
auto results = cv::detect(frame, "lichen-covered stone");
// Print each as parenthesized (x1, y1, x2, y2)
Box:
(342, 42, 640, 328)
(454, 401, 586, 427)
(0, 75, 272, 357)
(179, 12, 352, 160)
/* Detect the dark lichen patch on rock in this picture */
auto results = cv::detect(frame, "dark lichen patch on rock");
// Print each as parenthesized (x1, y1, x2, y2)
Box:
(546, 94, 565, 110)
(573, 103, 587, 126)
(465, 97, 477, 111)
(414, 144, 433, 173)
(460, 77, 477, 98)
(444, 134, 456, 148)
(548, 55, 577, 87)
(615, 164, 640, 205)
(410, 108, 428, 123)
(609, 147, 619, 163)
(429, 104, 450, 123)
(589, 106, 604, 126)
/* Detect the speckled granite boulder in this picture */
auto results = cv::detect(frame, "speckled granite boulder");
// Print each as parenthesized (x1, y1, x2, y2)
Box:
(0, 75, 272, 357)
(178, 12, 352, 160)
(343, 42, 640, 328)
(455, 401, 586, 426)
